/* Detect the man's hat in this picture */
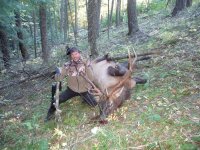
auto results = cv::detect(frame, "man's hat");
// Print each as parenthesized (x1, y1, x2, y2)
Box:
(66, 46, 80, 55)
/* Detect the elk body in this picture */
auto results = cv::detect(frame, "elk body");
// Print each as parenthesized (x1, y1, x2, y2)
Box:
(88, 51, 139, 121)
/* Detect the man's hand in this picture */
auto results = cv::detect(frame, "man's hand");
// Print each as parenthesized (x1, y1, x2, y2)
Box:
(78, 66, 85, 73)
(55, 67, 61, 81)
(55, 67, 61, 75)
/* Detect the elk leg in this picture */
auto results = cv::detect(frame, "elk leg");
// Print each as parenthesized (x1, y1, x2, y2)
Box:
(133, 77, 147, 84)
(119, 61, 136, 71)
(107, 65, 127, 76)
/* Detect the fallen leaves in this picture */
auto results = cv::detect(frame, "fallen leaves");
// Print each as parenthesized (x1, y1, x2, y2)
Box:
(53, 127, 66, 139)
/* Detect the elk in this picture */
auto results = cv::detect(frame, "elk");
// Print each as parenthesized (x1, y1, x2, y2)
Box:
(84, 49, 141, 123)
(52, 48, 150, 123)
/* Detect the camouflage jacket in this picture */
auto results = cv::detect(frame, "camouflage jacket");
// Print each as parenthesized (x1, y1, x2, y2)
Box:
(55, 58, 93, 93)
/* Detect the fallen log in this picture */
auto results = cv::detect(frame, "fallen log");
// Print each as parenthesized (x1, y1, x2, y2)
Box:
(110, 51, 161, 61)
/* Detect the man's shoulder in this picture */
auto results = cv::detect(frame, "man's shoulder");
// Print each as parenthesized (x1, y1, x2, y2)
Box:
(80, 57, 89, 64)
(64, 61, 71, 67)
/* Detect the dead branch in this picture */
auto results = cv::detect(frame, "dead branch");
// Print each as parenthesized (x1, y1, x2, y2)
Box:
(69, 135, 95, 148)
(0, 71, 54, 91)
(110, 46, 163, 61)
(111, 51, 160, 61)
(53, 82, 62, 122)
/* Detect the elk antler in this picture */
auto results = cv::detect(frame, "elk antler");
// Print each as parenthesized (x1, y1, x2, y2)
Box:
(107, 48, 136, 98)
(107, 70, 131, 98)
(129, 47, 137, 72)
(79, 71, 102, 96)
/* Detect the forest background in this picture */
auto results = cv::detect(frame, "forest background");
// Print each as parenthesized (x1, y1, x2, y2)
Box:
(0, 0, 200, 149)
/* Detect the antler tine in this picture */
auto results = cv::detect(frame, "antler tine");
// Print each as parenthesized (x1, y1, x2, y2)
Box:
(128, 48, 132, 71)
(79, 71, 103, 96)
(132, 47, 137, 64)
(127, 46, 137, 72)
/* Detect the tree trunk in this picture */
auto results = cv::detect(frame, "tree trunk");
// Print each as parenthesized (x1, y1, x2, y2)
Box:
(74, 0, 78, 38)
(109, 0, 114, 24)
(63, 0, 69, 42)
(74, 0, 78, 45)
(15, 11, 29, 60)
(32, 10, 37, 58)
(10, 39, 16, 51)
(0, 24, 10, 69)
(86, 0, 88, 14)
(107, 0, 110, 39)
(116, 0, 121, 27)
(96, 0, 101, 38)
(68, 0, 78, 45)
(54, 9, 59, 43)
(87, 0, 101, 57)
(60, 0, 64, 37)
(171, 0, 186, 16)
(85, 0, 88, 28)
(171, 0, 192, 16)
(39, 3, 49, 63)
(29, 22, 33, 40)
(186, 0, 192, 7)
(121, 0, 126, 23)
(48, 8, 54, 47)
(127, 0, 139, 36)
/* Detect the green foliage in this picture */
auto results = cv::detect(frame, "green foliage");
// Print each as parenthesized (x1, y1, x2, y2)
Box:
(23, 119, 40, 130)
(191, 136, 200, 143)
(63, 113, 80, 126)
(180, 143, 198, 150)
(25, 139, 49, 150)
(94, 129, 128, 149)
(100, 16, 110, 29)
(137, 0, 166, 14)
(100, 10, 126, 28)
(148, 113, 161, 122)
(0, 0, 17, 28)
(1, 1, 200, 150)
(38, 139, 49, 150)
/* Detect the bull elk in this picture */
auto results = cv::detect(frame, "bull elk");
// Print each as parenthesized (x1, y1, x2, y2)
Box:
(50, 48, 153, 123)
(83, 48, 145, 123)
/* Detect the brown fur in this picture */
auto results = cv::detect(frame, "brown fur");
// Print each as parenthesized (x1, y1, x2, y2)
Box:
(89, 53, 137, 122)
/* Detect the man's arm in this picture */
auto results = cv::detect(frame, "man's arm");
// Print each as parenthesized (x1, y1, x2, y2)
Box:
(54, 63, 69, 81)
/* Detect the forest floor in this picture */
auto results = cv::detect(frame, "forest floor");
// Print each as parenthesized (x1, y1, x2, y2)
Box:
(0, 4, 200, 150)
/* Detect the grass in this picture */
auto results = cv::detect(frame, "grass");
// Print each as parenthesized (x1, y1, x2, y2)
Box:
(1, 3, 200, 150)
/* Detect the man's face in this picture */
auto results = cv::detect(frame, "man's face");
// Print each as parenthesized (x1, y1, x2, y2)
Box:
(70, 51, 81, 62)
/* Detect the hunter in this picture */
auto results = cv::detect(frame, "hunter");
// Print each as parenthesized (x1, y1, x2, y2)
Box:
(45, 47, 97, 121)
